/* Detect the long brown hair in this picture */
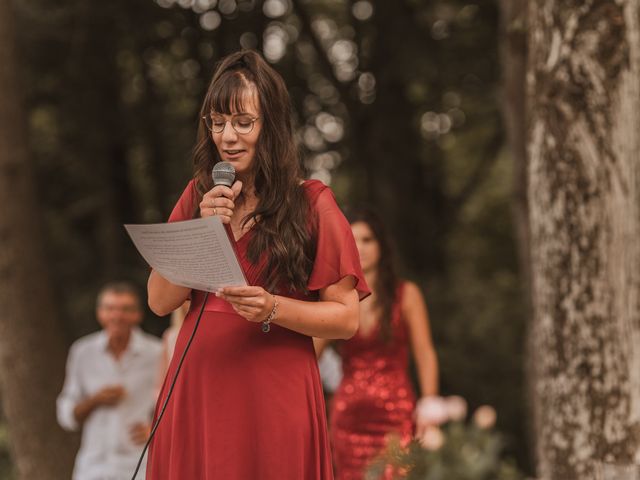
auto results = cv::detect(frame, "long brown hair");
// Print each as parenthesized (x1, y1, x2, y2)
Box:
(191, 50, 314, 293)
(346, 207, 399, 341)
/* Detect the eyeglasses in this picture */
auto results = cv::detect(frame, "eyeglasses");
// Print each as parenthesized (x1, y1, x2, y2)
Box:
(202, 113, 260, 135)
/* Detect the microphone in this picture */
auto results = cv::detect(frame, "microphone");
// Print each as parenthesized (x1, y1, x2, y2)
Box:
(212, 161, 235, 187)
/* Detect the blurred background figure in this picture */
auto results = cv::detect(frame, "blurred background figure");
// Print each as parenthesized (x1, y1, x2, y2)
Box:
(315, 207, 439, 480)
(318, 344, 344, 396)
(156, 300, 190, 392)
(56, 282, 162, 480)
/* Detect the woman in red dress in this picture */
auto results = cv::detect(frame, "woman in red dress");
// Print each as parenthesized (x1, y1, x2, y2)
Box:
(316, 208, 439, 480)
(146, 50, 369, 480)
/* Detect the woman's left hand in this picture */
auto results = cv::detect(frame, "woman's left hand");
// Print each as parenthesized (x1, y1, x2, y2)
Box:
(217, 286, 275, 323)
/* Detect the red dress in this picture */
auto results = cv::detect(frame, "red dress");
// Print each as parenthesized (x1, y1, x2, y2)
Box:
(146, 179, 369, 480)
(330, 283, 415, 480)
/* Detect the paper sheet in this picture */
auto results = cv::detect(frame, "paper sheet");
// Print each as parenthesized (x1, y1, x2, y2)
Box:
(125, 217, 247, 292)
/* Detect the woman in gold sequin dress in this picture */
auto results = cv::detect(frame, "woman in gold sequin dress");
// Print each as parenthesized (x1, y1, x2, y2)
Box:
(315, 208, 439, 480)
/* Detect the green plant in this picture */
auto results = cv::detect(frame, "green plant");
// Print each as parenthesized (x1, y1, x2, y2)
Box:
(366, 404, 523, 480)
(0, 421, 14, 480)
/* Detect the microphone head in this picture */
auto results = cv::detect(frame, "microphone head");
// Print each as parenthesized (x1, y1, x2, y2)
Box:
(212, 162, 236, 187)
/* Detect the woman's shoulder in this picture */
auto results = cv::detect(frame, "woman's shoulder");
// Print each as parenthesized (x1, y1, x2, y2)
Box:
(302, 178, 328, 195)
(301, 179, 336, 210)
(399, 280, 420, 295)
(399, 280, 424, 310)
(168, 178, 199, 222)
(184, 178, 198, 195)
(174, 178, 199, 204)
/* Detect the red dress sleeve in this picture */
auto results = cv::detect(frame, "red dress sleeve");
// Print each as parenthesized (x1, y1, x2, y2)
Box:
(168, 179, 199, 223)
(305, 180, 370, 300)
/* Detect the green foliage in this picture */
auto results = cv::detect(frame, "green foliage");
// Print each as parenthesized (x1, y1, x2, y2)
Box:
(425, 151, 528, 469)
(367, 422, 523, 480)
(0, 421, 15, 480)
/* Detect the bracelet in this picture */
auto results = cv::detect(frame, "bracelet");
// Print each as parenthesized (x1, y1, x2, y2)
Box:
(261, 295, 278, 333)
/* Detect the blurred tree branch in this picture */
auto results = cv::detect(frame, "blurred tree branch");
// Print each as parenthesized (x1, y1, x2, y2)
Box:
(289, 0, 356, 111)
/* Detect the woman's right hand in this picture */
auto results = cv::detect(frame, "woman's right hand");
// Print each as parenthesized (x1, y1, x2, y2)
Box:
(200, 180, 243, 224)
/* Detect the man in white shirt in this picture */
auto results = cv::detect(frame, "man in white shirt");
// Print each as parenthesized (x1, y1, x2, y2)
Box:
(57, 282, 162, 480)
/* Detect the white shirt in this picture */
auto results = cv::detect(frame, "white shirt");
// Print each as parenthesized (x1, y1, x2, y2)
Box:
(318, 346, 343, 393)
(57, 328, 162, 480)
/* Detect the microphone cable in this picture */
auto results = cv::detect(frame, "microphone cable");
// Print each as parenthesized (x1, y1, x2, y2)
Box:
(130, 291, 209, 480)
(133, 161, 234, 478)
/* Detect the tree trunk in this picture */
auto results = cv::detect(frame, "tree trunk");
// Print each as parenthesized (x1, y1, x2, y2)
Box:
(500, 0, 529, 304)
(527, 1, 640, 478)
(0, 1, 77, 478)
(499, 0, 535, 471)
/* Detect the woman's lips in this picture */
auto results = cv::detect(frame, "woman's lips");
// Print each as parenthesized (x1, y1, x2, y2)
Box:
(222, 149, 245, 159)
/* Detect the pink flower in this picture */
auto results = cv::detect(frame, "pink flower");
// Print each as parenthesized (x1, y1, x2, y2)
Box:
(444, 395, 467, 422)
(416, 396, 448, 426)
(473, 405, 497, 429)
(420, 425, 445, 451)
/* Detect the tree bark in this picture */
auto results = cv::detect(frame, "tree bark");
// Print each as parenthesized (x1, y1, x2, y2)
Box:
(527, 1, 640, 478)
(0, 1, 77, 478)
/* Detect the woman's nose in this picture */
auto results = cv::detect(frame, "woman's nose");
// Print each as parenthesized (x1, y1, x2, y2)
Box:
(221, 121, 238, 142)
